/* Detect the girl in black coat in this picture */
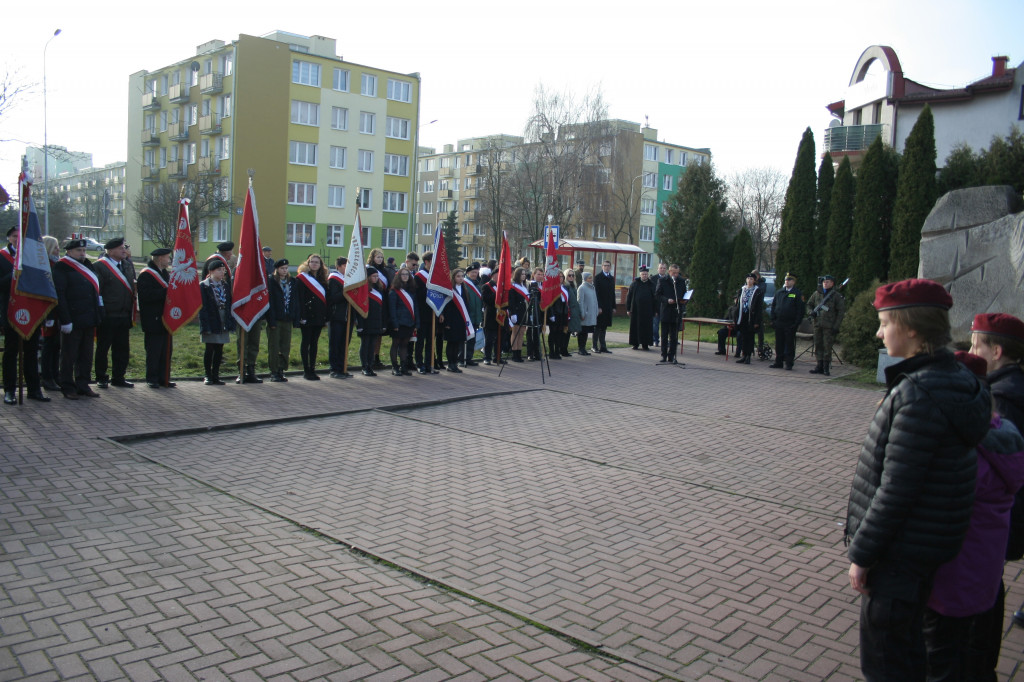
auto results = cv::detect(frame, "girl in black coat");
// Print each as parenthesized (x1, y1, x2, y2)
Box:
(507, 267, 530, 362)
(734, 272, 763, 364)
(295, 254, 328, 380)
(198, 259, 235, 385)
(356, 268, 387, 376)
(441, 269, 472, 373)
(387, 268, 419, 376)
(545, 271, 569, 360)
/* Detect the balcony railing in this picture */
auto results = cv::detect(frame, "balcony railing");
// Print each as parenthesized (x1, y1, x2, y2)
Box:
(438, 166, 453, 178)
(199, 114, 221, 135)
(466, 164, 482, 175)
(142, 129, 159, 146)
(199, 73, 223, 94)
(437, 189, 453, 199)
(462, 188, 478, 199)
(168, 122, 189, 141)
(167, 160, 186, 178)
(142, 165, 159, 182)
(142, 92, 160, 110)
(823, 123, 886, 154)
(169, 83, 190, 103)
(197, 156, 220, 175)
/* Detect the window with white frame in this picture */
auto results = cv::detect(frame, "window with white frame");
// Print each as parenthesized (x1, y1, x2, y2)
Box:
(328, 185, 345, 208)
(287, 223, 315, 245)
(663, 148, 674, 164)
(642, 172, 657, 188)
(361, 74, 377, 96)
(463, 200, 470, 212)
(594, 223, 607, 239)
(201, 139, 210, 158)
(385, 116, 410, 140)
(382, 191, 407, 212)
(326, 224, 345, 246)
(474, 223, 485, 236)
(190, 69, 198, 87)
(331, 107, 348, 130)
(422, 223, 433, 236)
(461, 223, 470, 236)
(360, 225, 370, 247)
(288, 182, 316, 205)
(221, 94, 231, 117)
(289, 141, 318, 165)
(438, 201, 449, 213)
(357, 150, 374, 172)
(359, 112, 376, 134)
(679, 151, 688, 166)
(384, 153, 409, 176)
(638, 253, 652, 269)
(421, 201, 434, 215)
(386, 79, 412, 102)
(160, 75, 168, 95)
(423, 179, 434, 193)
(222, 52, 233, 76)
(218, 136, 230, 159)
(197, 220, 207, 242)
(159, 148, 167, 168)
(641, 198, 656, 215)
(188, 143, 196, 164)
(663, 174, 673, 191)
(333, 68, 350, 92)
(160, 111, 167, 131)
(599, 142, 612, 157)
(212, 219, 230, 242)
(644, 144, 657, 161)
(639, 225, 655, 242)
(473, 246, 485, 260)
(190, 104, 198, 125)
(291, 100, 320, 126)
(460, 246, 468, 259)
(465, 177, 473, 190)
(599, 168, 611, 184)
(292, 61, 321, 87)
(358, 187, 372, 210)
(381, 228, 406, 249)
(329, 146, 347, 169)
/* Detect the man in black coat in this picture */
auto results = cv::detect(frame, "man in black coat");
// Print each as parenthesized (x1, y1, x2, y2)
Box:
(414, 253, 437, 373)
(593, 260, 617, 353)
(326, 256, 351, 378)
(93, 237, 136, 388)
(655, 264, 686, 363)
(136, 248, 174, 388)
(626, 267, 656, 350)
(53, 238, 102, 399)
(769, 273, 803, 370)
(1, 225, 50, 404)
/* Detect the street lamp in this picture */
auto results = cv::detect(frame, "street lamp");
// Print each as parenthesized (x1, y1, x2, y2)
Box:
(43, 28, 61, 236)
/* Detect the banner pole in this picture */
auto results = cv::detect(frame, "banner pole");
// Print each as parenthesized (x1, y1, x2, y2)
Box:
(239, 329, 245, 382)
(344, 314, 352, 376)
(431, 315, 436, 372)
(165, 334, 172, 386)
(17, 337, 24, 405)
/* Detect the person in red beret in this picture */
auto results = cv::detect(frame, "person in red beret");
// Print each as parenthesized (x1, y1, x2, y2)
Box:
(970, 313, 1024, 431)
(845, 279, 992, 681)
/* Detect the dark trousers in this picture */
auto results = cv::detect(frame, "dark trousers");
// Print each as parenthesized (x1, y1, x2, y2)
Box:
(3, 325, 41, 392)
(203, 344, 223, 378)
(923, 582, 1003, 682)
(717, 325, 735, 354)
(661, 318, 679, 359)
(236, 319, 264, 365)
(41, 331, 60, 384)
(445, 337, 460, 367)
(527, 326, 540, 359)
(579, 325, 593, 352)
(391, 327, 413, 369)
(60, 326, 95, 393)
(299, 325, 322, 372)
(595, 324, 609, 351)
(143, 331, 171, 384)
(548, 328, 562, 357)
(737, 320, 755, 358)
(860, 565, 933, 682)
(328, 319, 348, 372)
(652, 314, 660, 346)
(415, 324, 434, 368)
(95, 318, 131, 381)
(484, 328, 497, 361)
(463, 337, 476, 363)
(774, 321, 798, 365)
(360, 333, 380, 369)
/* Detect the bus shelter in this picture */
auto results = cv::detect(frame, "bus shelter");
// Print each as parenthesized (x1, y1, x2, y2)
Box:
(528, 238, 646, 288)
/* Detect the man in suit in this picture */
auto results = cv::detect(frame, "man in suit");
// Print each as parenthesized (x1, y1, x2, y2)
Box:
(93, 237, 136, 388)
(593, 260, 617, 353)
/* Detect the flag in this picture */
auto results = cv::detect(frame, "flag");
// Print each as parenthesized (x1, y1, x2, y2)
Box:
(163, 198, 202, 333)
(7, 173, 56, 339)
(343, 209, 369, 317)
(540, 226, 560, 311)
(231, 183, 269, 330)
(494, 231, 511, 324)
(426, 227, 453, 316)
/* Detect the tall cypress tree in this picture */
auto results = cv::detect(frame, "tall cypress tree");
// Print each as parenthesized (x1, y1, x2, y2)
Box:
(655, 161, 728, 274)
(823, 156, 855, 280)
(848, 137, 898, 298)
(688, 205, 724, 317)
(727, 227, 755, 299)
(889, 105, 937, 281)
(774, 128, 817, 286)
(815, 152, 835, 277)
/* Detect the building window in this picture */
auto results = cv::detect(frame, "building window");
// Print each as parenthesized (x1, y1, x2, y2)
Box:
(159, 111, 167, 132)
(330, 146, 347, 169)
(329, 108, 348, 132)
(383, 153, 409, 176)
(197, 220, 208, 242)
(359, 112, 376, 134)
(221, 94, 231, 117)
(381, 228, 406, 249)
(288, 182, 316, 205)
(223, 52, 233, 76)
(460, 246, 468, 259)
(361, 74, 377, 96)
(638, 253, 652, 269)
(382, 191, 407, 213)
(291, 100, 320, 126)
(438, 201, 448, 214)
(644, 144, 657, 161)
(463, 200, 471, 212)
(474, 223, 485, 236)
(326, 224, 345, 246)
(421, 201, 434, 215)
(190, 104, 198, 126)
(159, 148, 167, 168)
(422, 179, 434, 193)
(642, 172, 657, 188)
(333, 68, 350, 92)
(663, 148, 673, 164)
(358, 187, 372, 210)
(386, 79, 412, 102)
(328, 185, 345, 208)
(218, 136, 230, 159)
(473, 246, 485, 260)
(357, 150, 374, 172)
(679, 151, 688, 166)
(385, 116, 410, 140)
(641, 199, 656, 215)
(188, 143, 196, 164)
(289, 141, 318, 165)
(360, 225, 370, 247)
(212, 219, 230, 242)
(594, 223, 606, 239)
(639, 225, 654, 242)
(662, 175, 673, 191)
(292, 61, 321, 87)
(287, 222, 315, 245)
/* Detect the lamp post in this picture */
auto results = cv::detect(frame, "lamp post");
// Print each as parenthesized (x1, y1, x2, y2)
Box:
(43, 28, 62, 236)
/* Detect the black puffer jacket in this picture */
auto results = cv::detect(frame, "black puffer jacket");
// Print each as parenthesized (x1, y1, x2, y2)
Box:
(989, 364, 1024, 432)
(845, 349, 991, 570)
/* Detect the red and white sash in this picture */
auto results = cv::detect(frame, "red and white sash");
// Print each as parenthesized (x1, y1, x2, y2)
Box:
(560, 286, 571, 319)
(139, 267, 168, 289)
(59, 256, 100, 294)
(328, 271, 345, 286)
(396, 289, 415, 318)
(96, 256, 133, 293)
(452, 290, 474, 340)
(511, 282, 529, 299)
(0, 247, 14, 267)
(369, 288, 383, 304)
(462, 278, 481, 299)
(297, 272, 326, 303)
(415, 269, 429, 284)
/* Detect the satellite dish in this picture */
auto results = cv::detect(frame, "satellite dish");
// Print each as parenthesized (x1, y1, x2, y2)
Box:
(190, 61, 200, 72)
(828, 119, 842, 128)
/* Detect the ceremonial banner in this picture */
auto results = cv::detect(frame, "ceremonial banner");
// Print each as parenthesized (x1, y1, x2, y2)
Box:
(540, 225, 560, 312)
(7, 173, 56, 339)
(343, 209, 369, 317)
(163, 199, 202, 333)
(231, 184, 269, 330)
(494, 231, 511, 324)
(425, 227, 453, 317)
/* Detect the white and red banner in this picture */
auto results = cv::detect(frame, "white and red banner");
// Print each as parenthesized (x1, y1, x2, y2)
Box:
(163, 199, 202, 333)
(540, 225, 560, 312)
(7, 172, 56, 339)
(343, 209, 369, 318)
(230, 184, 269, 331)
(425, 227, 453, 317)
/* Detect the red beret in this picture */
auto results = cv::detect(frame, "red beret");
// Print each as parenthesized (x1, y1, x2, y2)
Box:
(873, 279, 952, 311)
(971, 313, 1024, 343)
(954, 351, 988, 378)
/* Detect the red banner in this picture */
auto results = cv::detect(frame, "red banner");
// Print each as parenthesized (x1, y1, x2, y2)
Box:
(231, 184, 269, 331)
(540, 226, 560, 312)
(494, 231, 511, 324)
(7, 174, 56, 340)
(163, 200, 202, 333)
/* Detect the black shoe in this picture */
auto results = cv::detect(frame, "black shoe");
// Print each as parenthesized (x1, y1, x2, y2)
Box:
(736, 357, 747, 363)
(329, 371, 346, 379)
(809, 367, 822, 374)
(417, 367, 429, 375)
(97, 380, 109, 389)
(392, 369, 403, 376)
(147, 381, 161, 388)
(823, 369, 830, 376)
(549, 354, 561, 360)
(304, 371, 321, 381)
(769, 363, 783, 369)
(80, 389, 100, 398)
(578, 350, 591, 356)
(784, 365, 793, 371)
(162, 382, 177, 388)
(483, 359, 492, 366)
(41, 379, 61, 391)
(110, 379, 134, 388)
(446, 366, 463, 373)
(714, 351, 726, 356)
(465, 360, 479, 367)
(631, 345, 639, 350)
(27, 391, 51, 402)
(362, 368, 377, 377)
(62, 391, 79, 400)
(641, 346, 649, 351)
(270, 373, 286, 382)
(602, 348, 612, 354)
(3, 391, 16, 405)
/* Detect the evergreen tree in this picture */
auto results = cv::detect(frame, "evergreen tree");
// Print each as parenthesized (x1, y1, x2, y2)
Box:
(774, 128, 818, 286)
(823, 156, 855, 280)
(440, 209, 461, 268)
(814, 152, 835, 276)
(726, 227, 755, 299)
(889, 105, 937, 281)
(937, 144, 979, 195)
(688, 205, 724, 317)
(848, 137, 899, 299)
(655, 160, 728, 274)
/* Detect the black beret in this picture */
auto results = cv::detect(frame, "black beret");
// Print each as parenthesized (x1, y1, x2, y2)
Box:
(207, 259, 226, 272)
(104, 237, 125, 250)
(150, 248, 172, 257)
(467, 262, 480, 272)
(6, 226, 17, 237)
(262, 246, 272, 252)
(217, 241, 234, 252)
(64, 238, 88, 250)
(638, 266, 649, 273)
(366, 266, 378, 276)
(274, 259, 289, 269)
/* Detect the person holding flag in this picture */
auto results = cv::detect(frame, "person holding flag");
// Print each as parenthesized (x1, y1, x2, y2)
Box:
(231, 177, 270, 384)
(161, 196, 203, 385)
(355, 267, 387, 376)
(343, 205, 370, 376)
(136, 247, 174, 388)
(295, 253, 329, 380)
(326, 256, 351, 379)
(2, 226, 49, 404)
(53, 236, 102, 400)
(425, 228, 455, 370)
(414, 252, 436, 374)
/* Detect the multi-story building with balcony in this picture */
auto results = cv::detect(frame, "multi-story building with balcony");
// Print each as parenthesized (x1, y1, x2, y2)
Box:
(824, 45, 1022, 168)
(414, 121, 709, 274)
(127, 31, 420, 264)
(52, 162, 128, 243)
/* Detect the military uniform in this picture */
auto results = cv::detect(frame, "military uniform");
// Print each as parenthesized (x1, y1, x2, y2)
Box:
(806, 277, 845, 376)
(770, 276, 803, 369)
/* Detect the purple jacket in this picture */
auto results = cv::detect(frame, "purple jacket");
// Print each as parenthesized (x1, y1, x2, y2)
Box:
(928, 415, 1024, 617)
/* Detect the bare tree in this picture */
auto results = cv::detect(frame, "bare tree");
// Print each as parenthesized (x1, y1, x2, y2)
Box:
(129, 172, 233, 248)
(727, 167, 787, 271)
(0, 68, 33, 135)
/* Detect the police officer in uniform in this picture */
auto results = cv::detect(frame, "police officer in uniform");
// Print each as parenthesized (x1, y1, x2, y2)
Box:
(136, 248, 175, 388)
(93, 237, 136, 388)
(807, 274, 845, 376)
(769, 273, 803, 370)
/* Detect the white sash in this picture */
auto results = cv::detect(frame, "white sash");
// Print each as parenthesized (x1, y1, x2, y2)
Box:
(397, 289, 415, 317)
(0, 247, 13, 266)
(328, 271, 345, 286)
(511, 282, 529, 298)
(60, 256, 100, 293)
(97, 256, 133, 292)
(298, 272, 326, 303)
(369, 288, 383, 303)
(453, 290, 473, 340)
(462, 278, 481, 298)
(139, 267, 168, 289)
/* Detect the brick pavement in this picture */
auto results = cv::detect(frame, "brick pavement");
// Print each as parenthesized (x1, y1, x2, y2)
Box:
(3, 337, 1024, 681)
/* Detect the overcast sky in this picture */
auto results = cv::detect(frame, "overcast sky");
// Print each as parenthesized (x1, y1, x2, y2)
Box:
(2, 0, 1022, 192)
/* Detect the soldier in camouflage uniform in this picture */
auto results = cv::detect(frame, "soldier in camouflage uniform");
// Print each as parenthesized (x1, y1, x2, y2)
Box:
(806, 274, 845, 376)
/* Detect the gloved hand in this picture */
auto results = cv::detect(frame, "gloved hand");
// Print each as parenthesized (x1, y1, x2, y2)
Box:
(510, 315, 518, 325)
(44, 320, 55, 328)
(60, 323, 73, 334)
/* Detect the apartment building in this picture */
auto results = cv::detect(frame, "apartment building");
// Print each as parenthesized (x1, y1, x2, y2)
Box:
(126, 31, 419, 264)
(53, 162, 128, 242)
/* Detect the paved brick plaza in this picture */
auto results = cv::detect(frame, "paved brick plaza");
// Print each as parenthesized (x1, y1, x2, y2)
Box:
(4, 339, 1024, 681)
